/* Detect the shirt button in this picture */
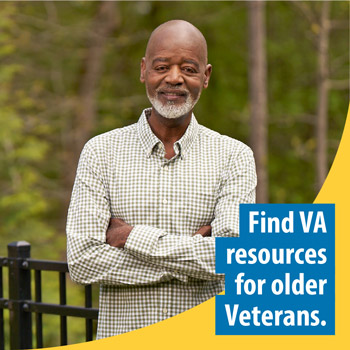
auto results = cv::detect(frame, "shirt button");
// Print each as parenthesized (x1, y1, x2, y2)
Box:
(163, 199, 168, 204)
(163, 308, 168, 315)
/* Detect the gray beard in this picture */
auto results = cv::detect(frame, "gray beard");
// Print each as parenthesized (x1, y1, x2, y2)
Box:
(146, 88, 200, 119)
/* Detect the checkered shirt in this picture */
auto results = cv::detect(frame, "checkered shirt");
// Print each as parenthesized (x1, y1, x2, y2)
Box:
(66, 108, 257, 339)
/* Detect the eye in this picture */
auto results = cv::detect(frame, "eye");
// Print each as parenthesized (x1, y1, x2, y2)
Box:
(154, 65, 168, 72)
(182, 66, 197, 74)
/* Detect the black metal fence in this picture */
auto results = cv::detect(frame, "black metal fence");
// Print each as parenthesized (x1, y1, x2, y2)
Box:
(0, 241, 99, 349)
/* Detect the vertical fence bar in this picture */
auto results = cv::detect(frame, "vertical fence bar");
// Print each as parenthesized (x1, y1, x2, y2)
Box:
(85, 285, 93, 341)
(0, 263, 4, 350)
(35, 270, 43, 348)
(59, 272, 67, 345)
(8, 241, 33, 349)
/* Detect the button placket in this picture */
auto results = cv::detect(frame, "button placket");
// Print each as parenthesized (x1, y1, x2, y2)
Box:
(159, 159, 170, 229)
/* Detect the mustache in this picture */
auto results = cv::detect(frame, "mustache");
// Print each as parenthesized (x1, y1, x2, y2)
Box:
(156, 87, 189, 96)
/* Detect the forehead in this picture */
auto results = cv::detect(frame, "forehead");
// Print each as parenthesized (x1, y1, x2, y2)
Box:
(146, 26, 207, 64)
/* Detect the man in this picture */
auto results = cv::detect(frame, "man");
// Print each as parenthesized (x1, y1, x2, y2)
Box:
(67, 20, 256, 339)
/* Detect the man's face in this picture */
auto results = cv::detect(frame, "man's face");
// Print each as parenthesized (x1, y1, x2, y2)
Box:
(140, 28, 212, 119)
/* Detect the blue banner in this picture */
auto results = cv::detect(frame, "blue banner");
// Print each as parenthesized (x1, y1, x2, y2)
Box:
(215, 204, 335, 335)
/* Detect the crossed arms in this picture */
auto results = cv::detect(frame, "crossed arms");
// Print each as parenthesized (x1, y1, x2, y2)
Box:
(106, 218, 211, 248)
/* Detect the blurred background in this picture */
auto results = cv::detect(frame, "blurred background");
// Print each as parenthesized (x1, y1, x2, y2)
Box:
(0, 1, 348, 346)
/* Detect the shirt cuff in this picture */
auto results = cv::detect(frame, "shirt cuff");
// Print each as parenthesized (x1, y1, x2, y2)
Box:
(124, 225, 188, 282)
(124, 224, 167, 258)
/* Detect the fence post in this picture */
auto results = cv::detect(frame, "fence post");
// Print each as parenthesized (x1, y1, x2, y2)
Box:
(8, 241, 32, 350)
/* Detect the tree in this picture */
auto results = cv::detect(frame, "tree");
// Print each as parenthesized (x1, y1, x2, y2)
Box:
(62, 1, 119, 223)
(316, 1, 330, 191)
(248, 0, 268, 203)
(291, 0, 349, 192)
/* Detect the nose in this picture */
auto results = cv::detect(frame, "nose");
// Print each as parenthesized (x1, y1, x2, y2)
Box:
(164, 66, 184, 85)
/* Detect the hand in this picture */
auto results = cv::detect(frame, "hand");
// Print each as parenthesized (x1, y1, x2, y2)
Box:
(194, 225, 212, 237)
(106, 218, 133, 248)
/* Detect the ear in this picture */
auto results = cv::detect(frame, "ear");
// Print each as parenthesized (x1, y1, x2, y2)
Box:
(203, 64, 212, 89)
(140, 57, 146, 83)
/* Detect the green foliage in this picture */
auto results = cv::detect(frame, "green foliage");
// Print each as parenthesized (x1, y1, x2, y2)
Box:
(0, 1, 348, 346)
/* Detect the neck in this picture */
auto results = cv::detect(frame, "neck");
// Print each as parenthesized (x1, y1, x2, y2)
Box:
(148, 108, 192, 144)
(147, 108, 192, 159)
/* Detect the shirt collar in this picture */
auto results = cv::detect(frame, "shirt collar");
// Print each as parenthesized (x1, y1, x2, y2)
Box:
(137, 108, 199, 159)
(137, 109, 160, 158)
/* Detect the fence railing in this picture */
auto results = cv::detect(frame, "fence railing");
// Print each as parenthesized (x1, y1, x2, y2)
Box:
(0, 241, 99, 349)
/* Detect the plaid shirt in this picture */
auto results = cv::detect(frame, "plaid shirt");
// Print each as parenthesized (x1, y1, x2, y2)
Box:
(66, 108, 256, 338)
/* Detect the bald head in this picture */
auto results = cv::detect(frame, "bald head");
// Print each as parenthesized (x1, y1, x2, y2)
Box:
(145, 20, 208, 65)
